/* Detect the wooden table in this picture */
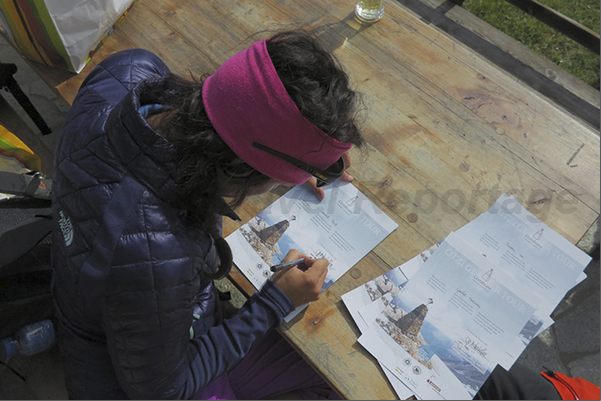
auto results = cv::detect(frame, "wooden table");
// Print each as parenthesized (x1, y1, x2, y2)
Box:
(14, 0, 600, 399)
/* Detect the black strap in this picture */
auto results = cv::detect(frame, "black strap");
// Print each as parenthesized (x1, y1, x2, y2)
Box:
(77, 176, 146, 313)
(0, 171, 52, 199)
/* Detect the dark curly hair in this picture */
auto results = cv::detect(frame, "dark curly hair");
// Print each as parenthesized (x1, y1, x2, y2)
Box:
(151, 30, 364, 278)
(266, 31, 364, 146)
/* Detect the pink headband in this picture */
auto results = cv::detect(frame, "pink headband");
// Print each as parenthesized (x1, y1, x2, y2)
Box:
(202, 39, 352, 185)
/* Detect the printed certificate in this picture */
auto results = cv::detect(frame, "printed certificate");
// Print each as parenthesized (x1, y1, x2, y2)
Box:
(358, 233, 538, 400)
(341, 244, 440, 400)
(456, 194, 590, 341)
(342, 243, 439, 333)
(226, 181, 397, 320)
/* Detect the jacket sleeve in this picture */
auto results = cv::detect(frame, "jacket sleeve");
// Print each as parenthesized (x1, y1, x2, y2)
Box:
(102, 254, 294, 399)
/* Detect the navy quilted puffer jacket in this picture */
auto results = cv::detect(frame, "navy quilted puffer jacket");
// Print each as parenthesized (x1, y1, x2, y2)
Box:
(51, 49, 294, 399)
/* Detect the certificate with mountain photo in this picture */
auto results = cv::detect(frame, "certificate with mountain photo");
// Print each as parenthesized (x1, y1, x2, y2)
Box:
(456, 194, 590, 342)
(226, 180, 398, 320)
(346, 236, 548, 371)
(341, 243, 442, 400)
(342, 242, 440, 333)
(358, 233, 540, 400)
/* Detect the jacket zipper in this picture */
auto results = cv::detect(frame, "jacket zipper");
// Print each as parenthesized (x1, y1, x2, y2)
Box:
(544, 368, 580, 400)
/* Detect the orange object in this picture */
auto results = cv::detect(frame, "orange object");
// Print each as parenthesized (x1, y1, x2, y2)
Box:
(541, 369, 600, 400)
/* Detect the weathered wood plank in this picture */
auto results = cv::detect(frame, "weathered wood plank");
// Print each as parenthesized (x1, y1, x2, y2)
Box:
(327, 1, 599, 213)
(391, 0, 600, 130)
(326, 44, 597, 242)
(416, 0, 600, 110)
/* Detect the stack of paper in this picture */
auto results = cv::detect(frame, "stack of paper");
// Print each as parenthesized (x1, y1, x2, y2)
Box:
(342, 194, 591, 400)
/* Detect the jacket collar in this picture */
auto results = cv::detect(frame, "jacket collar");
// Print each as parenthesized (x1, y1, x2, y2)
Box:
(104, 80, 240, 222)
(105, 80, 180, 204)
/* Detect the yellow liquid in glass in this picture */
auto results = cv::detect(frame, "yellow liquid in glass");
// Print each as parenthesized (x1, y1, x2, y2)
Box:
(355, 0, 384, 22)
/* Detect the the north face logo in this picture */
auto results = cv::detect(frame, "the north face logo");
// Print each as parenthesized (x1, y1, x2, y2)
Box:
(58, 210, 73, 246)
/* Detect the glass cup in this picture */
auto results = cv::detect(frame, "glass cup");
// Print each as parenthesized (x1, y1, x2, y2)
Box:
(355, 0, 384, 23)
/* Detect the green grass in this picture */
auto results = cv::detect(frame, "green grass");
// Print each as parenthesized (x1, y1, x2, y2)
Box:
(461, 0, 600, 89)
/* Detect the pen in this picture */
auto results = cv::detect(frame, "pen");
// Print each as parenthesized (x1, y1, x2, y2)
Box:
(270, 258, 306, 273)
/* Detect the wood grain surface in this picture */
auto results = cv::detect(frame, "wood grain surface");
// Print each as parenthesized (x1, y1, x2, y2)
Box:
(24, 1, 600, 399)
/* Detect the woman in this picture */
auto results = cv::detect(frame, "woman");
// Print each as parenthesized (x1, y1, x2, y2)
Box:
(51, 31, 363, 399)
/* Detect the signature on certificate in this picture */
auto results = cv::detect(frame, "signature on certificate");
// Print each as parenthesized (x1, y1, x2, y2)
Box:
(462, 336, 488, 358)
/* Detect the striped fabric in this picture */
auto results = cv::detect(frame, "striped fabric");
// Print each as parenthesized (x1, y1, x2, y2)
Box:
(0, 0, 136, 73)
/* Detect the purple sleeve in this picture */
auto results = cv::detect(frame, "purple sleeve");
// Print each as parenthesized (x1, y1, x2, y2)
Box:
(186, 280, 294, 391)
(103, 276, 294, 399)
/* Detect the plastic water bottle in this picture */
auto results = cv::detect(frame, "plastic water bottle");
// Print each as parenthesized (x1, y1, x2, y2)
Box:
(0, 319, 55, 359)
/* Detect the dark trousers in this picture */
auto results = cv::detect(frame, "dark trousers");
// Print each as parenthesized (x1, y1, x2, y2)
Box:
(474, 363, 561, 400)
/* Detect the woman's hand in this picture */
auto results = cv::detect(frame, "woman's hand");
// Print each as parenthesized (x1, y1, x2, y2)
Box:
(304, 152, 353, 201)
(270, 249, 328, 307)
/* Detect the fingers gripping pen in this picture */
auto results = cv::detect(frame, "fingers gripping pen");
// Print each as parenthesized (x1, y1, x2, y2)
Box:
(270, 258, 306, 273)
